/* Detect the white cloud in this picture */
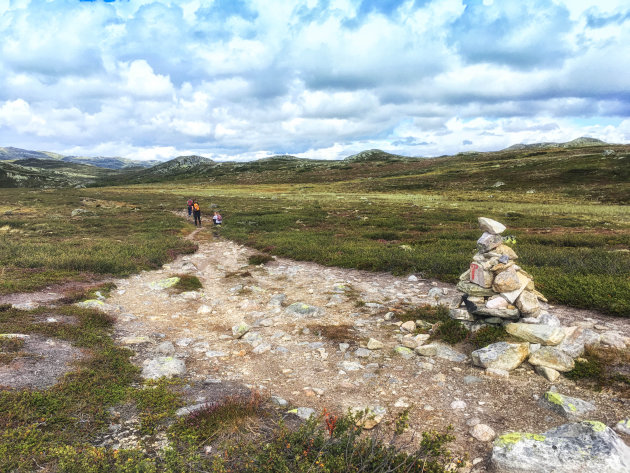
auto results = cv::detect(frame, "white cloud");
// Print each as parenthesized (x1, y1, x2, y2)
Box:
(0, 0, 627, 161)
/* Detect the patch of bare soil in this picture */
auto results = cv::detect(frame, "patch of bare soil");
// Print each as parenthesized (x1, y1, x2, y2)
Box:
(0, 334, 85, 390)
(101, 229, 630, 470)
(0, 278, 108, 307)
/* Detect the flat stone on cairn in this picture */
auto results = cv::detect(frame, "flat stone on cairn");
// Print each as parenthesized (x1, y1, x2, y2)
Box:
(454, 217, 543, 323)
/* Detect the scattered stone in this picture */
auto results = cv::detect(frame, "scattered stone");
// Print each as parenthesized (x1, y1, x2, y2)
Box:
(351, 405, 386, 430)
(76, 299, 106, 310)
(485, 368, 509, 378)
(400, 321, 416, 332)
(471, 423, 496, 442)
(205, 350, 227, 358)
(449, 308, 475, 321)
(339, 361, 363, 371)
(464, 375, 483, 384)
(535, 366, 560, 382)
(615, 419, 630, 436)
(339, 343, 349, 352)
(231, 322, 250, 339)
(491, 421, 630, 473)
(540, 391, 596, 419)
(176, 403, 207, 417)
(428, 287, 444, 299)
(154, 341, 175, 355)
(538, 312, 561, 327)
(120, 336, 151, 345)
(467, 417, 481, 427)
(450, 400, 467, 409)
(12, 301, 39, 310)
(407, 275, 418, 282)
(197, 305, 212, 314)
(355, 348, 371, 358)
(367, 338, 384, 350)
(505, 323, 565, 346)
(295, 407, 315, 420)
(252, 343, 271, 355)
(417, 362, 434, 371)
(528, 347, 575, 372)
(478, 217, 506, 235)
(141, 357, 185, 380)
(271, 396, 288, 407)
(268, 294, 286, 307)
(471, 342, 529, 371)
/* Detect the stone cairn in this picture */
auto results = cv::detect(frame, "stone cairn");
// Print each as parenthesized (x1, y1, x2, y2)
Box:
(451, 217, 545, 326)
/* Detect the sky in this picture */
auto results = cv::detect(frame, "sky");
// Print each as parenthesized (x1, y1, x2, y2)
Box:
(0, 0, 629, 162)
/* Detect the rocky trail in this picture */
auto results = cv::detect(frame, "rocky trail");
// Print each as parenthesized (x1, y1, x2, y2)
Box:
(2, 223, 630, 471)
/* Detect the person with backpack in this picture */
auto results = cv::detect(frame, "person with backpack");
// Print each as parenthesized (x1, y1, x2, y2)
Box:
(187, 198, 193, 218)
(193, 201, 201, 227)
(212, 211, 222, 226)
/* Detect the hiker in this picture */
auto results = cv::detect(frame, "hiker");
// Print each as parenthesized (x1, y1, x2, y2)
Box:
(193, 201, 201, 227)
(212, 211, 222, 226)
(187, 198, 193, 218)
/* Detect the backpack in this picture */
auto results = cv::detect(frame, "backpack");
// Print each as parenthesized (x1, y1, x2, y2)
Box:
(193, 203, 200, 211)
(187, 199, 193, 206)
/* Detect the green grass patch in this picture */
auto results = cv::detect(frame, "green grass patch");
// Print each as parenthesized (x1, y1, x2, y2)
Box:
(564, 347, 630, 394)
(248, 253, 274, 265)
(172, 274, 202, 292)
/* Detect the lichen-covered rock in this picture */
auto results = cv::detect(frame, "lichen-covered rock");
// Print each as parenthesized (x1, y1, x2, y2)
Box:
(285, 302, 323, 317)
(473, 307, 520, 319)
(478, 217, 506, 235)
(528, 346, 575, 372)
(505, 323, 565, 346)
(471, 342, 529, 371)
(500, 272, 531, 304)
(491, 421, 630, 473)
(394, 346, 414, 358)
(491, 244, 519, 260)
(148, 277, 180, 290)
(540, 391, 596, 419)
(231, 322, 250, 339)
(616, 419, 630, 435)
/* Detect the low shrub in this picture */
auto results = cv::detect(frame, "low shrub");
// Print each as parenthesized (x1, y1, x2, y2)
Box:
(431, 319, 469, 345)
(469, 326, 515, 349)
(565, 346, 630, 394)
(173, 274, 202, 292)
(248, 253, 274, 265)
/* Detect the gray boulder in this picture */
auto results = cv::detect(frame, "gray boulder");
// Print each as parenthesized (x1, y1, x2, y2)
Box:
(491, 421, 630, 473)
(539, 391, 596, 419)
(478, 217, 506, 235)
(557, 326, 600, 358)
(477, 232, 504, 252)
(142, 357, 185, 380)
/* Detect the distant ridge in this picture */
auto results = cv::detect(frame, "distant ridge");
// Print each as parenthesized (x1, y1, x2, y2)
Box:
(504, 136, 607, 151)
(344, 149, 408, 162)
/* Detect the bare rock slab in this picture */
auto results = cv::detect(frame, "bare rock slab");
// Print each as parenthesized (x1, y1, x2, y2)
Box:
(539, 391, 596, 419)
(505, 323, 565, 346)
(142, 357, 186, 380)
(471, 342, 529, 371)
(491, 421, 630, 473)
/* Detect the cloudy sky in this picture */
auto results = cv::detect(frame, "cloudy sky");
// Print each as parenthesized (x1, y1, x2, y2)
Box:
(0, 0, 629, 161)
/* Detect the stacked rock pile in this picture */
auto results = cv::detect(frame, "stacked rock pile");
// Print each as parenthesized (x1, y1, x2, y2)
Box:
(452, 217, 545, 326)
(447, 216, 629, 382)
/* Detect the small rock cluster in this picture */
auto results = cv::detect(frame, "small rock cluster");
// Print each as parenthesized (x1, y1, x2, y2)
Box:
(453, 217, 544, 325)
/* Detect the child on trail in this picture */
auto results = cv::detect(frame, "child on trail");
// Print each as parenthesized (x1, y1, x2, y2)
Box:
(212, 211, 222, 225)
(193, 201, 201, 227)
(187, 198, 193, 218)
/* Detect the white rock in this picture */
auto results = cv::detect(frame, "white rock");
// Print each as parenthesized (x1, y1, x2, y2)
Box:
(471, 423, 496, 442)
(197, 305, 212, 314)
(450, 400, 467, 410)
(478, 217, 506, 235)
(367, 338, 384, 350)
(400, 321, 416, 332)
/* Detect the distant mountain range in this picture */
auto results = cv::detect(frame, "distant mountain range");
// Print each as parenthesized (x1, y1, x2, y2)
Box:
(0, 147, 159, 169)
(0, 137, 623, 189)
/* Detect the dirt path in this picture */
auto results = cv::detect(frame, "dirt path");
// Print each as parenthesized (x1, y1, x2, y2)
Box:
(103, 227, 630, 469)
